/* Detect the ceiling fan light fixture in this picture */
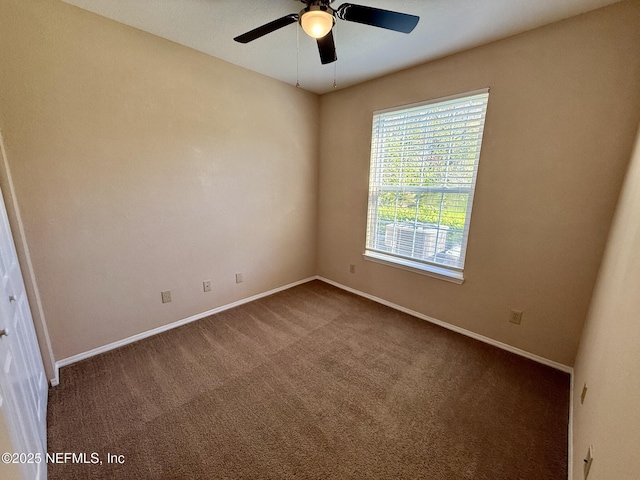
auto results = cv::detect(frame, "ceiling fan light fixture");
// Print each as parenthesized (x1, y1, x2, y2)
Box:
(300, 7, 334, 39)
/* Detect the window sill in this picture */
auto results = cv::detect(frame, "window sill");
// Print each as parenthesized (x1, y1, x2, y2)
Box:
(363, 251, 465, 284)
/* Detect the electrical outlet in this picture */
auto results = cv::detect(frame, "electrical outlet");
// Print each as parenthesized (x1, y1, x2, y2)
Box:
(584, 445, 594, 479)
(581, 384, 588, 404)
(161, 290, 172, 303)
(509, 309, 523, 325)
(203, 280, 212, 292)
(235, 273, 243, 284)
(349, 264, 356, 274)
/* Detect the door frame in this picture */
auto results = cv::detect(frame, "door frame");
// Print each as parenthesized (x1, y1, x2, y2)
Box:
(0, 129, 56, 385)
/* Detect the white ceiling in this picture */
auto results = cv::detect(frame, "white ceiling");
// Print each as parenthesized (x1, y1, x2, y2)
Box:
(61, 0, 622, 94)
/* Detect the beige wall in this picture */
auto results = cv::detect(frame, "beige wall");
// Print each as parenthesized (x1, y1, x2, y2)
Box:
(317, 1, 640, 366)
(571, 124, 640, 479)
(0, 0, 319, 361)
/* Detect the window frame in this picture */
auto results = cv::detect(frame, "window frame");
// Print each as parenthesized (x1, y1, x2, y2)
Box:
(363, 88, 490, 284)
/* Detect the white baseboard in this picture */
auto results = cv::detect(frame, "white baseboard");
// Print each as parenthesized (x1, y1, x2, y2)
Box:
(54, 274, 573, 379)
(51, 276, 317, 385)
(316, 276, 573, 374)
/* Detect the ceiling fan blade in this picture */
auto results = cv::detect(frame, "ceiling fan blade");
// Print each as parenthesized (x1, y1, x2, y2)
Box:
(336, 4, 419, 33)
(234, 14, 299, 43)
(317, 30, 337, 65)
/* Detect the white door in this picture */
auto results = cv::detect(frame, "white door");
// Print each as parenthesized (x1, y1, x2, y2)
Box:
(0, 185, 47, 480)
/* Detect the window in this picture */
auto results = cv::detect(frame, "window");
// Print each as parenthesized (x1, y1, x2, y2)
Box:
(364, 89, 489, 283)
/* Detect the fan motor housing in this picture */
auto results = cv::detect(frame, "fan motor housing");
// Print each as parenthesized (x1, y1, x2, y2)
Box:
(298, 0, 335, 5)
(299, 0, 336, 17)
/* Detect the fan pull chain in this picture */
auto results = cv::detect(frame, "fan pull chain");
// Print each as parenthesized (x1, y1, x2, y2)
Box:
(333, 63, 337, 89)
(333, 23, 337, 89)
(296, 25, 300, 88)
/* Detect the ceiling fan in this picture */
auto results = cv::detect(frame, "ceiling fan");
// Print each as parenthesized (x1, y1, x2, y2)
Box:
(233, 0, 420, 65)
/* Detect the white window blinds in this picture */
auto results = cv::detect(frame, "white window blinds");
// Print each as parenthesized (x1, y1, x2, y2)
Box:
(365, 89, 489, 279)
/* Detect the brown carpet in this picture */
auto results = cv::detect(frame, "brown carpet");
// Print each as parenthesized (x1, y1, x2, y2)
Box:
(48, 280, 569, 479)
